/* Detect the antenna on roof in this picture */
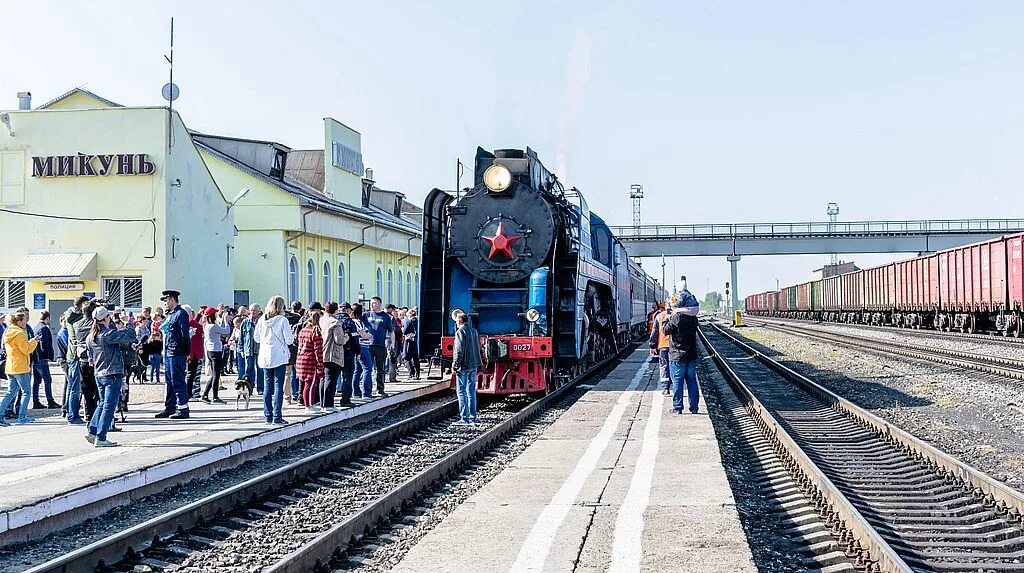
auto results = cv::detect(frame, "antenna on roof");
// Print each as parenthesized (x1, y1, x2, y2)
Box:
(162, 18, 179, 150)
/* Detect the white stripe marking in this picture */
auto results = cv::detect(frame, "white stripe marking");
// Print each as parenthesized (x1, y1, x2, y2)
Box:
(610, 384, 664, 572)
(510, 359, 650, 572)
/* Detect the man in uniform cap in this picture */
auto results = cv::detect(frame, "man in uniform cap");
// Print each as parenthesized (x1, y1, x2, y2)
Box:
(157, 290, 191, 419)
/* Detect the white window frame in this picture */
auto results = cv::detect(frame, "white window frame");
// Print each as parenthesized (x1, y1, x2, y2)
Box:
(338, 262, 346, 303)
(397, 270, 403, 306)
(376, 268, 383, 299)
(322, 260, 331, 302)
(387, 269, 394, 304)
(288, 256, 299, 303)
(306, 259, 316, 303)
(102, 276, 143, 311)
(0, 279, 26, 310)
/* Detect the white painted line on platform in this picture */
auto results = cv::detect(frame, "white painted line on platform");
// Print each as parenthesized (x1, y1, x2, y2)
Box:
(510, 360, 650, 573)
(610, 385, 664, 573)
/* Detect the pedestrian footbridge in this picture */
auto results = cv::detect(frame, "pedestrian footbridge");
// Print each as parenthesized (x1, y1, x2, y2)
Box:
(610, 218, 1024, 313)
(610, 218, 1024, 257)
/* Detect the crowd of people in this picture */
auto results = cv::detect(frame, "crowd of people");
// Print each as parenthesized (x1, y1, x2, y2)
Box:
(0, 289, 421, 446)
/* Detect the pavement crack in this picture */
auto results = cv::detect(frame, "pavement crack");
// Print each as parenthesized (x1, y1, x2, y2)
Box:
(570, 368, 654, 572)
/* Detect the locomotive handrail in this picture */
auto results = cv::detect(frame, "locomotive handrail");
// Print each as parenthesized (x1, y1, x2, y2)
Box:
(610, 218, 1024, 240)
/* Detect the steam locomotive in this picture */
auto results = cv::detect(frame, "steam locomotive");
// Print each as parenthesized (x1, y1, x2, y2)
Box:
(420, 147, 665, 395)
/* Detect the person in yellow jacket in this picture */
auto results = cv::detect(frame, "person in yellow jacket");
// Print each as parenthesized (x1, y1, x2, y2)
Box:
(1, 312, 42, 426)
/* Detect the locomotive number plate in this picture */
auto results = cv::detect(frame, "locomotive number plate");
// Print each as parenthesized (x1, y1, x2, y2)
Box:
(512, 344, 532, 352)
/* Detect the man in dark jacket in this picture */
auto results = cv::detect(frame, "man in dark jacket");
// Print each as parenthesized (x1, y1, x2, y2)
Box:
(452, 311, 481, 424)
(74, 302, 100, 422)
(662, 291, 701, 414)
(32, 311, 59, 409)
(63, 296, 88, 424)
(158, 290, 191, 419)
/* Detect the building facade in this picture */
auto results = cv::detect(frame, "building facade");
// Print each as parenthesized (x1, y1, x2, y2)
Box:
(0, 89, 233, 321)
(194, 117, 422, 309)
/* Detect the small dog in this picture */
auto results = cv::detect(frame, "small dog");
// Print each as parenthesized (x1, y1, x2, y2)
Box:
(128, 361, 147, 386)
(235, 378, 252, 410)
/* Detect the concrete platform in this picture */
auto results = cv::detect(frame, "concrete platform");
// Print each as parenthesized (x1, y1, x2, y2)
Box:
(394, 348, 755, 573)
(0, 374, 446, 544)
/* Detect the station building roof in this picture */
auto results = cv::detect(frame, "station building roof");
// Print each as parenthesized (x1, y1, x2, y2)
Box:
(192, 134, 420, 236)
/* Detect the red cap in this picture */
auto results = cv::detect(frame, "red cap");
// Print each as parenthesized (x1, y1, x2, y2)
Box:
(203, 307, 217, 317)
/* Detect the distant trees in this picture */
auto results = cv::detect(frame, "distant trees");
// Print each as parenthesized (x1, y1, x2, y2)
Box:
(701, 291, 723, 313)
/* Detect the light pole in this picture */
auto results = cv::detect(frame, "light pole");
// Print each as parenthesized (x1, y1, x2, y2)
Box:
(827, 202, 840, 266)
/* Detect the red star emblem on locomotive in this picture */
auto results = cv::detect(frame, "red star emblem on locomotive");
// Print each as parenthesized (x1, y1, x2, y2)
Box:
(482, 221, 521, 261)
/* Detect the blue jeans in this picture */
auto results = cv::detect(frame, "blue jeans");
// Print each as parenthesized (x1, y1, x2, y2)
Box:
(148, 354, 162, 384)
(89, 374, 123, 442)
(65, 358, 83, 421)
(0, 373, 32, 423)
(455, 368, 478, 422)
(32, 361, 55, 404)
(358, 345, 374, 397)
(340, 348, 356, 394)
(242, 353, 260, 392)
(669, 359, 699, 413)
(263, 364, 286, 422)
(235, 351, 245, 381)
(658, 348, 671, 390)
(163, 354, 190, 414)
(289, 364, 299, 399)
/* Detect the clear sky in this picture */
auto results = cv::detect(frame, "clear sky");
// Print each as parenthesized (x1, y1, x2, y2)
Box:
(4, 1, 1023, 300)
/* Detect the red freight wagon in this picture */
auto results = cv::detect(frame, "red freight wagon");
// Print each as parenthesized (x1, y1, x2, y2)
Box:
(796, 282, 810, 311)
(1009, 235, 1023, 313)
(933, 235, 1011, 332)
(821, 275, 840, 313)
(768, 290, 779, 314)
(863, 263, 895, 311)
(839, 271, 863, 311)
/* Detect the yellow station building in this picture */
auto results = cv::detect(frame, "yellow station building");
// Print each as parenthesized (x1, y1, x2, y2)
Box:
(0, 88, 421, 321)
(194, 118, 422, 310)
(0, 88, 233, 321)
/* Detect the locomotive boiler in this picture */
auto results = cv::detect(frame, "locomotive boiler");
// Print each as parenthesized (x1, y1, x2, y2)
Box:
(419, 147, 663, 395)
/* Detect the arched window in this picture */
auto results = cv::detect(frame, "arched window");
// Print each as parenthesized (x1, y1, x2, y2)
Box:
(376, 268, 383, 299)
(387, 269, 394, 304)
(415, 273, 420, 304)
(338, 262, 346, 302)
(407, 272, 412, 307)
(306, 259, 316, 303)
(322, 261, 331, 302)
(397, 271, 403, 306)
(288, 256, 299, 303)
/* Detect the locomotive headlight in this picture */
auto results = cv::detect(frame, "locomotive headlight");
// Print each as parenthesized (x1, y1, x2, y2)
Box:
(526, 308, 541, 323)
(483, 164, 512, 192)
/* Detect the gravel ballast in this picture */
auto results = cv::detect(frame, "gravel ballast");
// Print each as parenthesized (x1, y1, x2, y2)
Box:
(0, 394, 454, 573)
(734, 323, 1024, 490)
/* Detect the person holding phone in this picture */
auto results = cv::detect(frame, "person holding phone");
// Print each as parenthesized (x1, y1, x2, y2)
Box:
(1, 312, 41, 426)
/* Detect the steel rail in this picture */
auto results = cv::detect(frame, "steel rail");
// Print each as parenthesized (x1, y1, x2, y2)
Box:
(22, 399, 460, 573)
(699, 325, 913, 573)
(707, 321, 1024, 538)
(754, 319, 1024, 381)
(263, 347, 633, 573)
(748, 314, 1024, 346)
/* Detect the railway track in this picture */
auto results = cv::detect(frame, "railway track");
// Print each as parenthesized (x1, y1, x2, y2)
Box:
(24, 350, 631, 573)
(747, 315, 1024, 347)
(746, 317, 1024, 383)
(700, 321, 1024, 572)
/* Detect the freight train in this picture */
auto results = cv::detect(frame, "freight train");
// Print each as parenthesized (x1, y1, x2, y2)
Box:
(419, 147, 666, 395)
(746, 233, 1024, 336)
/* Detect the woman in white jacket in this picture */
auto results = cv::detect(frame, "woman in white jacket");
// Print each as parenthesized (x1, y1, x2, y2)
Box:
(254, 295, 294, 424)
